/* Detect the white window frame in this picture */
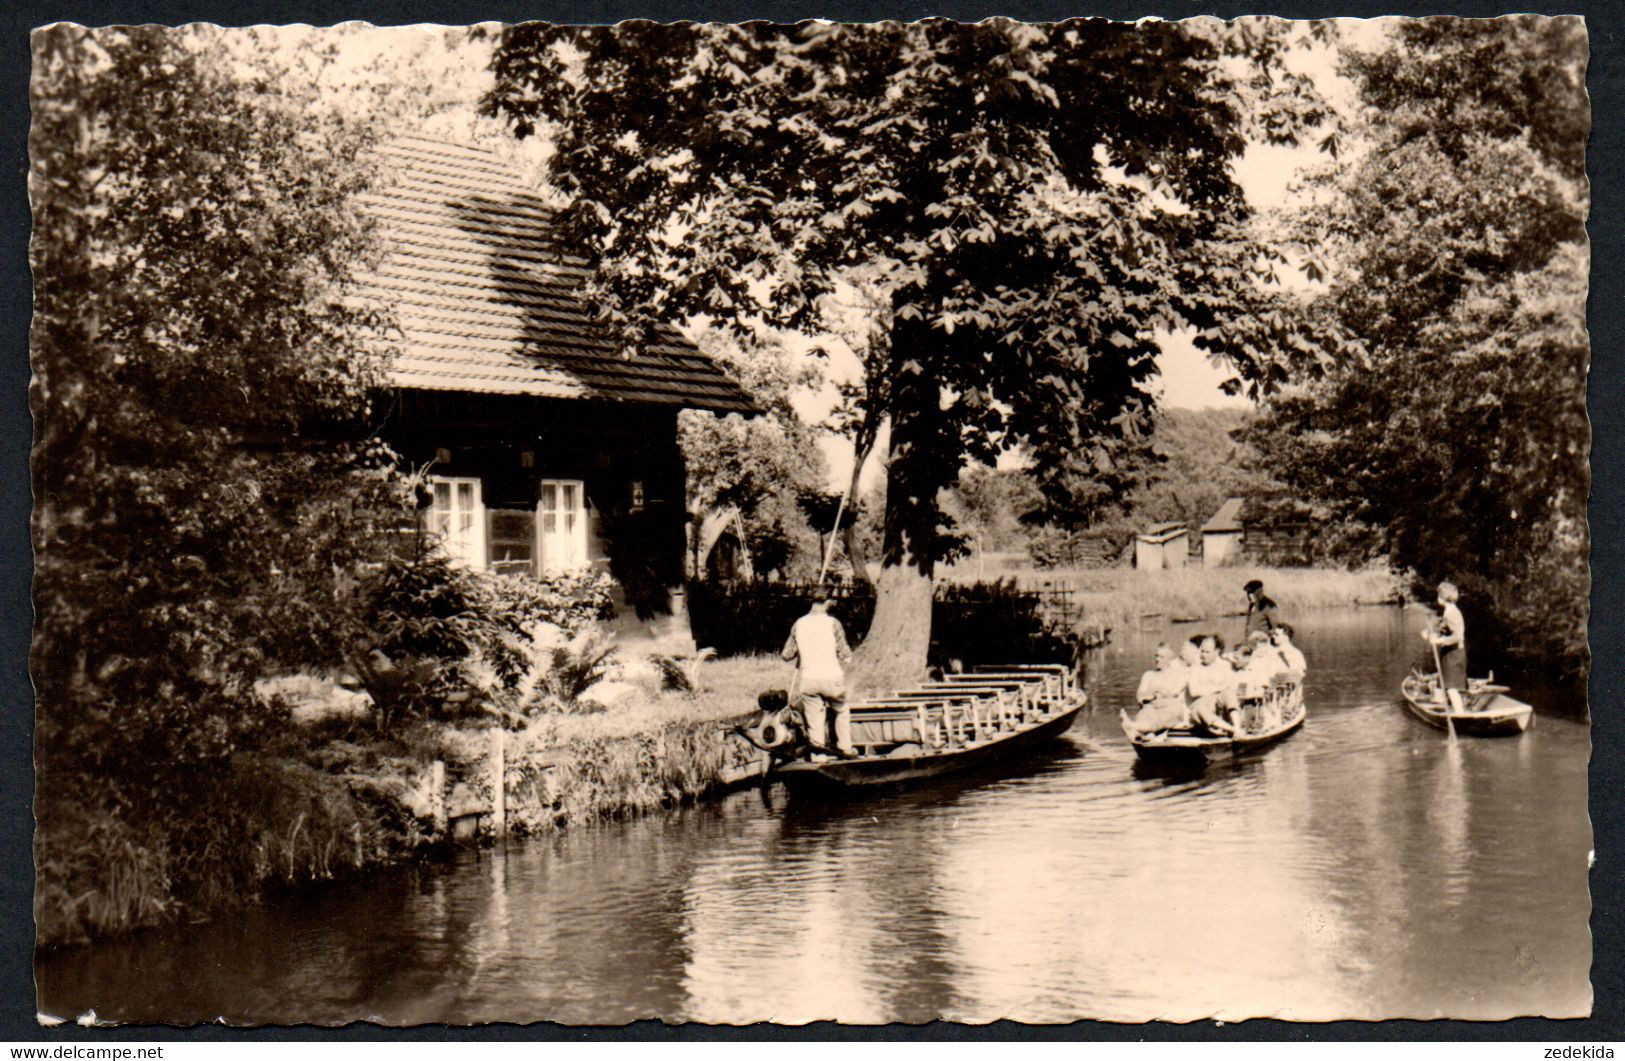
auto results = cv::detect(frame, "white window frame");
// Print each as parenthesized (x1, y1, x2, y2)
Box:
(538, 479, 589, 575)
(426, 476, 486, 572)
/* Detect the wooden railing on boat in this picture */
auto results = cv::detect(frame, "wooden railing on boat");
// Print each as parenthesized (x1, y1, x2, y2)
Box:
(840, 664, 1082, 757)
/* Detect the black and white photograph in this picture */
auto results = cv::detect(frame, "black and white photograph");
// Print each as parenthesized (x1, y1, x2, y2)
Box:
(26, 14, 1593, 1026)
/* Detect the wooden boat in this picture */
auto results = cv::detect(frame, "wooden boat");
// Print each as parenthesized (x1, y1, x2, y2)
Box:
(1399, 672, 1534, 736)
(1121, 678, 1306, 765)
(773, 664, 1086, 791)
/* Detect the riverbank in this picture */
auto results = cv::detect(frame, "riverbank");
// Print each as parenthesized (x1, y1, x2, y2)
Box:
(35, 655, 787, 949)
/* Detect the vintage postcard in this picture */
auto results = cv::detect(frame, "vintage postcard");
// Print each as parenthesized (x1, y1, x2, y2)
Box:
(29, 15, 1591, 1026)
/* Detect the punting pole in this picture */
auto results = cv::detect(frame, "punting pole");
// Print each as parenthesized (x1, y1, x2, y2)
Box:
(817, 490, 850, 585)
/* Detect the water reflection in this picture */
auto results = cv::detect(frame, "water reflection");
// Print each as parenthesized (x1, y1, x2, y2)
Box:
(36, 608, 1590, 1024)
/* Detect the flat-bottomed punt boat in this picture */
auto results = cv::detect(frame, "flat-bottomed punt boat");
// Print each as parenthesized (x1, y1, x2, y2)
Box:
(1122, 678, 1306, 766)
(1399, 672, 1534, 736)
(774, 664, 1085, 791)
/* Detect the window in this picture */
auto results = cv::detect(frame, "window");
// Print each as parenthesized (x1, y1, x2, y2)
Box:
(539, 479, 588, 574)
(427, 476, 485, 571)
(487, 508, 536, 575)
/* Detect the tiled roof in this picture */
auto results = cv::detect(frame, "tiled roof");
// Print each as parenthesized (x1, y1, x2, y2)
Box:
(361, 137, 757, 414)
(1201, 497, 1244, 533)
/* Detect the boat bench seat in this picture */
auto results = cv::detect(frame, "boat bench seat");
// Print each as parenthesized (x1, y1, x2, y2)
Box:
(971, 664, 1075, 702)
(903, 684, 1029, 724)
(930, 679, 1046, 715)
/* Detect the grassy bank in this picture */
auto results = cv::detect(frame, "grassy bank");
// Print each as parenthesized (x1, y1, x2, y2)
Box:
(1032, 564, 1401, 631)
(476, 654, 783, 833)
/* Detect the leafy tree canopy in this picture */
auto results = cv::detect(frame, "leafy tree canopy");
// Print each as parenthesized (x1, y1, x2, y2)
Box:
(30, 25, 402, 774)
(484, 19, 1333, 679)
(1248, 16, 1588, 677)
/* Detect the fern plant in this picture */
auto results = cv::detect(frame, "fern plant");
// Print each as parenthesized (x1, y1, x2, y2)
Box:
(536, 630, 618, 711)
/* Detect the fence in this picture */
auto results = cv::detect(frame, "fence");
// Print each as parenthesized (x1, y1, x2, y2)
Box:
(687, 578, 1084, 665)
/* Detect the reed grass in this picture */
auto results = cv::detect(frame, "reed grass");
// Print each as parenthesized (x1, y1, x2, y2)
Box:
(1040, 564, 1401, 631)
(33, 755, 400, 948)
(494, 654, 782, 832)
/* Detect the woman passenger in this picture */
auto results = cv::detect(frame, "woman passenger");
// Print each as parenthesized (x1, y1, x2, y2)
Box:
(1424, 580, 1468, 711)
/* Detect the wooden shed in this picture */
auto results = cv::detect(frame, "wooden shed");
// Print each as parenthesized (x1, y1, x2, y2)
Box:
(1201, 497, 1245, 568)
(1134, 522, 1190, 571)
(364, 138, 756, 644)
(1238, 495, 1321, 567)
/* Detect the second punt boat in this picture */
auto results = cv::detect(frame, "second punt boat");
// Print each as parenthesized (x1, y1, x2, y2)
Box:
(1399, 672, 1534, 736)
(1121, 677, 1306, 766)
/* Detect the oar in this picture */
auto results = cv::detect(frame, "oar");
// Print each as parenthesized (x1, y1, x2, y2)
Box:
(1429, 632, 1457, 743)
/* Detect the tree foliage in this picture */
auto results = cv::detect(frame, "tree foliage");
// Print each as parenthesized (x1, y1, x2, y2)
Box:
(485, 19, 1331, 680)
(679, 327, 829, 578)
(1248, 17, 1589, 677)
(30, 25, 400, 776)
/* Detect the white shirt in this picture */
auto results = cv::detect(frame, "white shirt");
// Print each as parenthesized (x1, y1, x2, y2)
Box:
(1186, 660, 1235, 700)
(783, 610, 850, 684)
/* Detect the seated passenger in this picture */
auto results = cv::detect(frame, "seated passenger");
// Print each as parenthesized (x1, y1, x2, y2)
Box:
(1125, 642, 1190, 737)
(1186, 635, 1238, 736)
(1271, 623, 1307, 680)
(1243, 629, 1290, 679)
(1234, 639, 1284, 733)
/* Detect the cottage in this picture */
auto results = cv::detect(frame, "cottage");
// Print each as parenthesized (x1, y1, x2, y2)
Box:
(365, 138, 756, 645)
(1200, 497, 1244, 568)
(1237, 495, 1320, 566)
(1134, 522, 1189, 571)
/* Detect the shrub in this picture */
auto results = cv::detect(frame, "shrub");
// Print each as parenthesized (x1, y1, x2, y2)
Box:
(341, 559, 618, 727)
(687, 579, 1072, 666)
(469, 569, 616, 639)
(931, 579, 1076, 667)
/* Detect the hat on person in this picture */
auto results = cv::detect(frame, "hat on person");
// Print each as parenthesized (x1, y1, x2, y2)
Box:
(1243, 579, 1264, 594)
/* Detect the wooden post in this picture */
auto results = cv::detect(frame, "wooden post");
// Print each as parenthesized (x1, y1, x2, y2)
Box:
(489, 729, 507, 839)
(429, 760, 447, 835)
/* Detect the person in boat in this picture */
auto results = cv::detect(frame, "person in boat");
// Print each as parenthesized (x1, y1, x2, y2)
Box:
(1186, 635, 1238, 736)
(1234, 634, 1287, 732)
(1243, 579, 1279, 639)
(1241, 629, 1287, 677)
(1125, 642, 1191, 737)
(782, 584, 855, 757)
(1271, 623, 1307, 679)
(1424, 580, 1468, 712)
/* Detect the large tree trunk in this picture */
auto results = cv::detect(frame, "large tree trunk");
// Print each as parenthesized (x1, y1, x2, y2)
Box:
(851, 315, 953, 692)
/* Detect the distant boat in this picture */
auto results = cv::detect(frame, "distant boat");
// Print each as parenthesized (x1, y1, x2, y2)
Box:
(1399, 672, 1534, 736)
(773, 665, 1085, 791)
(1121, 679, 1306, 766)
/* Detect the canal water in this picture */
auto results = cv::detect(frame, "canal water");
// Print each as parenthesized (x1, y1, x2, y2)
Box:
(37, 607, 1591, 1024)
